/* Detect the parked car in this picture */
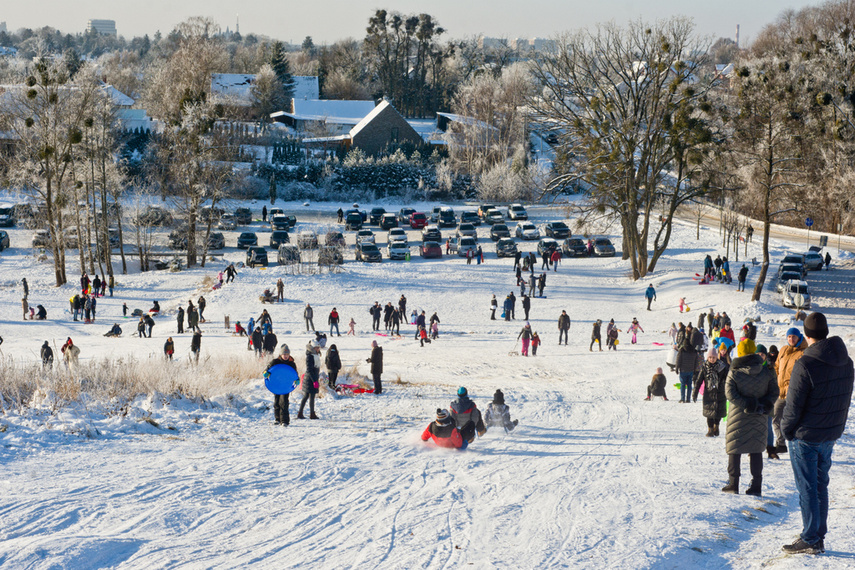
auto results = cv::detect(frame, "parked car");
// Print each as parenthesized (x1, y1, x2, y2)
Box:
(356, 242, 382, 262)
(298, 230, 319, 249)
(285, 215, 297, 228)
(778, 263, 805, 279)
(318, 246, 344, 265)
(269, 230, 291, 248)
(356, 229, 375, 244)
(420, 241, 442, 258)
(269, 215, 288, 231)
(496, 237, 518, 257)
(237, 232, 258, 249)
(199, 205, 224, 223)
(325, 231, 345, 247)
(380, 213, 398, 230)
(397, 207, 416, 225)
(63, 228, 80, 249)
(782, 253, 806, 266)
(449, 236, 478, 257)
(409, 212, 428, 229)
(776, 271, 802, 293)
(345, 205, 367, 221)
(543, 221, 571, 239)
(593, 237, 616, 257)
(168, 228, 188, 249)
(0, 205, 15, 227)
(804, 251, 824, 271)
(562, 237, 588, 257)
(137, 206, 172, 226)
(217, 213, 237, 230)
(782, 279, 811, 309)
(436, 207, 457, 227)
(32, 229, 51, 248)
(369, 207, 387, 225)
(345, 212, 363, 230)
(485, 209, 504, 225)
(460, 211, 481, 226)
(456, 223, 477, 238)
(478, 204, 497, 219)
(0, 230, 9, 250)
(387, 241, 410, 260)
(269, 207, 284, 218)
(388, 227, 408, 245)
(206, 232, 225, 250)
(107, 228, 121, 248)
(537, 238, 560, 256)
(277, 244, 300, 265)
(515, 222, 540, 240)
(234, 207, 252, 225)
(422, 225, 442, 242)
(490, 223, 511, 241)
(507, 204, 528, 220)
(246, 246, 268, 267)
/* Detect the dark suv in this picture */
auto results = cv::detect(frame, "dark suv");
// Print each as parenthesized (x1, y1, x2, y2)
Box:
(269, 230, 290, 248)
(369, 207, 386, 225)
(246, 246, 268, 267)
(234, 207, 252, 225)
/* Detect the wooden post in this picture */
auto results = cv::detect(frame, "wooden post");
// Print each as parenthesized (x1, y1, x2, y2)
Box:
(225, 315, 230, 331)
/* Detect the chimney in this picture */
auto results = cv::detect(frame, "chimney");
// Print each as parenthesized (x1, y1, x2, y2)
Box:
(735, 24, 740, 48)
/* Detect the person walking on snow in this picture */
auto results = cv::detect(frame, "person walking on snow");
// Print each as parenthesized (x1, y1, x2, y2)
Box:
(645, 284, 657, 310)
(550, 249, 561, 271)
(304, 304, 315, 332)
(276, 278, 284, 302)
(297, 340, 321, 420)
(738, 264, 749, 291)
(522, 294, 531, 321)
(693, 348, 729, 436)
(325, 344, 342, 389)
(347, 318, 356, 336)
(367, 340, 383, 394)
(591, 320, 603, 351)
(328, 307, 340, 336)
(628, 318, 644, 344)
(824, 251, 831, 270)
(197, 296, 206, 323)
(518, 322, 533, 356)
(490, 294, 498, 320)
(558, 310, 571, 345)
(265, 345, 295, 425)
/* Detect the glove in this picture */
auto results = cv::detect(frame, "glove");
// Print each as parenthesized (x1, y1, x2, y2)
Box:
(744, 398, 758, 414)
(313, 382, 319, 389)
(477, 428, 487, 437)
(263, 371, 270, 380)
(755, 405, 766, 415)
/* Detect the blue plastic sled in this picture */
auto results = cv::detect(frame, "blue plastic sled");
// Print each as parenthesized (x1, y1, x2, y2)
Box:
(264, 364, 300, 395)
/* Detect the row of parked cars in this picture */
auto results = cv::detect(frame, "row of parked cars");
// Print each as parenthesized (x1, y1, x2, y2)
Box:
(775, 248, 827, 309)
(344, 203, 531, 232)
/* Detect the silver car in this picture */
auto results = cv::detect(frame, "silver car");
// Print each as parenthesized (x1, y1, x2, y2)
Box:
(387, 241, 409, 260)
(593, 237, 616, 257)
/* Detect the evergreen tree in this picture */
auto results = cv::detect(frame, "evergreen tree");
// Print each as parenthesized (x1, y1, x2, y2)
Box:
(268, 41, 296, 102)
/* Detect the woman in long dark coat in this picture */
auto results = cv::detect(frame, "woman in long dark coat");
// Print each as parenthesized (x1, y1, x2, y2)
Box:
(693, 348, 729, 436)
(298, 340, 321, 419)
(722, 340, 779, 496)
(325, 344, 342, 389)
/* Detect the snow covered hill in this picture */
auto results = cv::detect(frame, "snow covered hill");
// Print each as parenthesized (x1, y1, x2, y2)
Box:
(1, 201, 853, 569)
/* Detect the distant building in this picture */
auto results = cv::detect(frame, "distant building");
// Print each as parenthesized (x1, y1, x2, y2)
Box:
(271, 99, 377, 135)
(0, 22, 7, 33)
(87, 19, 117, 37)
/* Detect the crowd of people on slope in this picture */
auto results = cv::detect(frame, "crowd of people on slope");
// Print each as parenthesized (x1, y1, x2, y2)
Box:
(645, 310, 853, 556)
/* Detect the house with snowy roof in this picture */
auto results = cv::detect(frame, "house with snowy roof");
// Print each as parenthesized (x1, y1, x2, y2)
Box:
(270, 99, 377, 135)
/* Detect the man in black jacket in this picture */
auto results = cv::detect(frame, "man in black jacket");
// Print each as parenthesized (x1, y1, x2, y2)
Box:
(781, 312, 854, 554)
(367, 340, 383, 394)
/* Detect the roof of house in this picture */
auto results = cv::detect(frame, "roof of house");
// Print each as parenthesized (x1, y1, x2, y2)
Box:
(211, 73, 255, 99)
(102, 84, 134, 106)
(293, 76, 319, 100)
(281, 99, 377, 125)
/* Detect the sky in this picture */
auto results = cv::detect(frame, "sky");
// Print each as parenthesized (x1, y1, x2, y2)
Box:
(1, 0, 827, 46)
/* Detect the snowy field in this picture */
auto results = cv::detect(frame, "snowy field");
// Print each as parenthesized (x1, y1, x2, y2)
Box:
(1, 199, 854, 569)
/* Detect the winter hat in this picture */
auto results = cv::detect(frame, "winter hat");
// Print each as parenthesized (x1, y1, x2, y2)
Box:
(436, 408, 451, 423)
(492, 389, 505, 405)
(804, 312, 829, 340)
(457, 386, 468, 397)
(280, 344, 290, 355)
(707, 347, 717, 359)
(755, 344, 767, 355)
(769, 345, 779, 357)
(737, 339, 757, 358)
(785, 327, 803, 341)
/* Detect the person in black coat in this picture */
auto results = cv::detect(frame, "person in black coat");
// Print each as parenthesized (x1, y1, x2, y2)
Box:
(177, 306, 185, 334)
(144, 313, 155, 338)
(41, 341, 53, 368)
(590, 320, 602, 351)
(325, 344, 342, 388)
(266, 345, 296, 425)
(693, 348, 729, 435)
(398, 295, 407, 318)
(508, 292, 516, 319)
(251, 327, 264, 357)
(367, 340, 383, 394)
(262, 331, 278, 355)
(415, 311, 426, 339)
(390, 308, 401, 336)
(298, 340, 321, 419)
(190, 330, 202, 362)
(521, 295, 531, 320)
(780, 313, 854, 553)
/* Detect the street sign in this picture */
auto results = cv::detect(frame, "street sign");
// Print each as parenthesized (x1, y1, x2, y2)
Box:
(820, 235, 828, 247)
(805, 217, 814, 227)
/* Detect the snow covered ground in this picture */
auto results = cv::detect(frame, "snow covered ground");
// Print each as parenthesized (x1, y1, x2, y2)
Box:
(1, 199, 854, 569)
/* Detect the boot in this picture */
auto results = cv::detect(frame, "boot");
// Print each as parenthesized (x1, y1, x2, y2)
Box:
(706, 427, 715, 437)
(745, 477, 762, 496)
(767, 445, 779, 460)
(297, 411, 305, 419)
(309, 412, 319, 420)
(722, 477, 739, 494)
(713, 424, 720, 437)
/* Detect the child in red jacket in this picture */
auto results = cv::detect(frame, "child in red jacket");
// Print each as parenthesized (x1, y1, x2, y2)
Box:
(531, 332, 541, 356)
(421, 409, 467, 449)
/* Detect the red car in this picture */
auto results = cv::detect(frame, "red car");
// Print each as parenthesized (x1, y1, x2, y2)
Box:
(409, 212, 428, 229)
(419, 241, 442, 258)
